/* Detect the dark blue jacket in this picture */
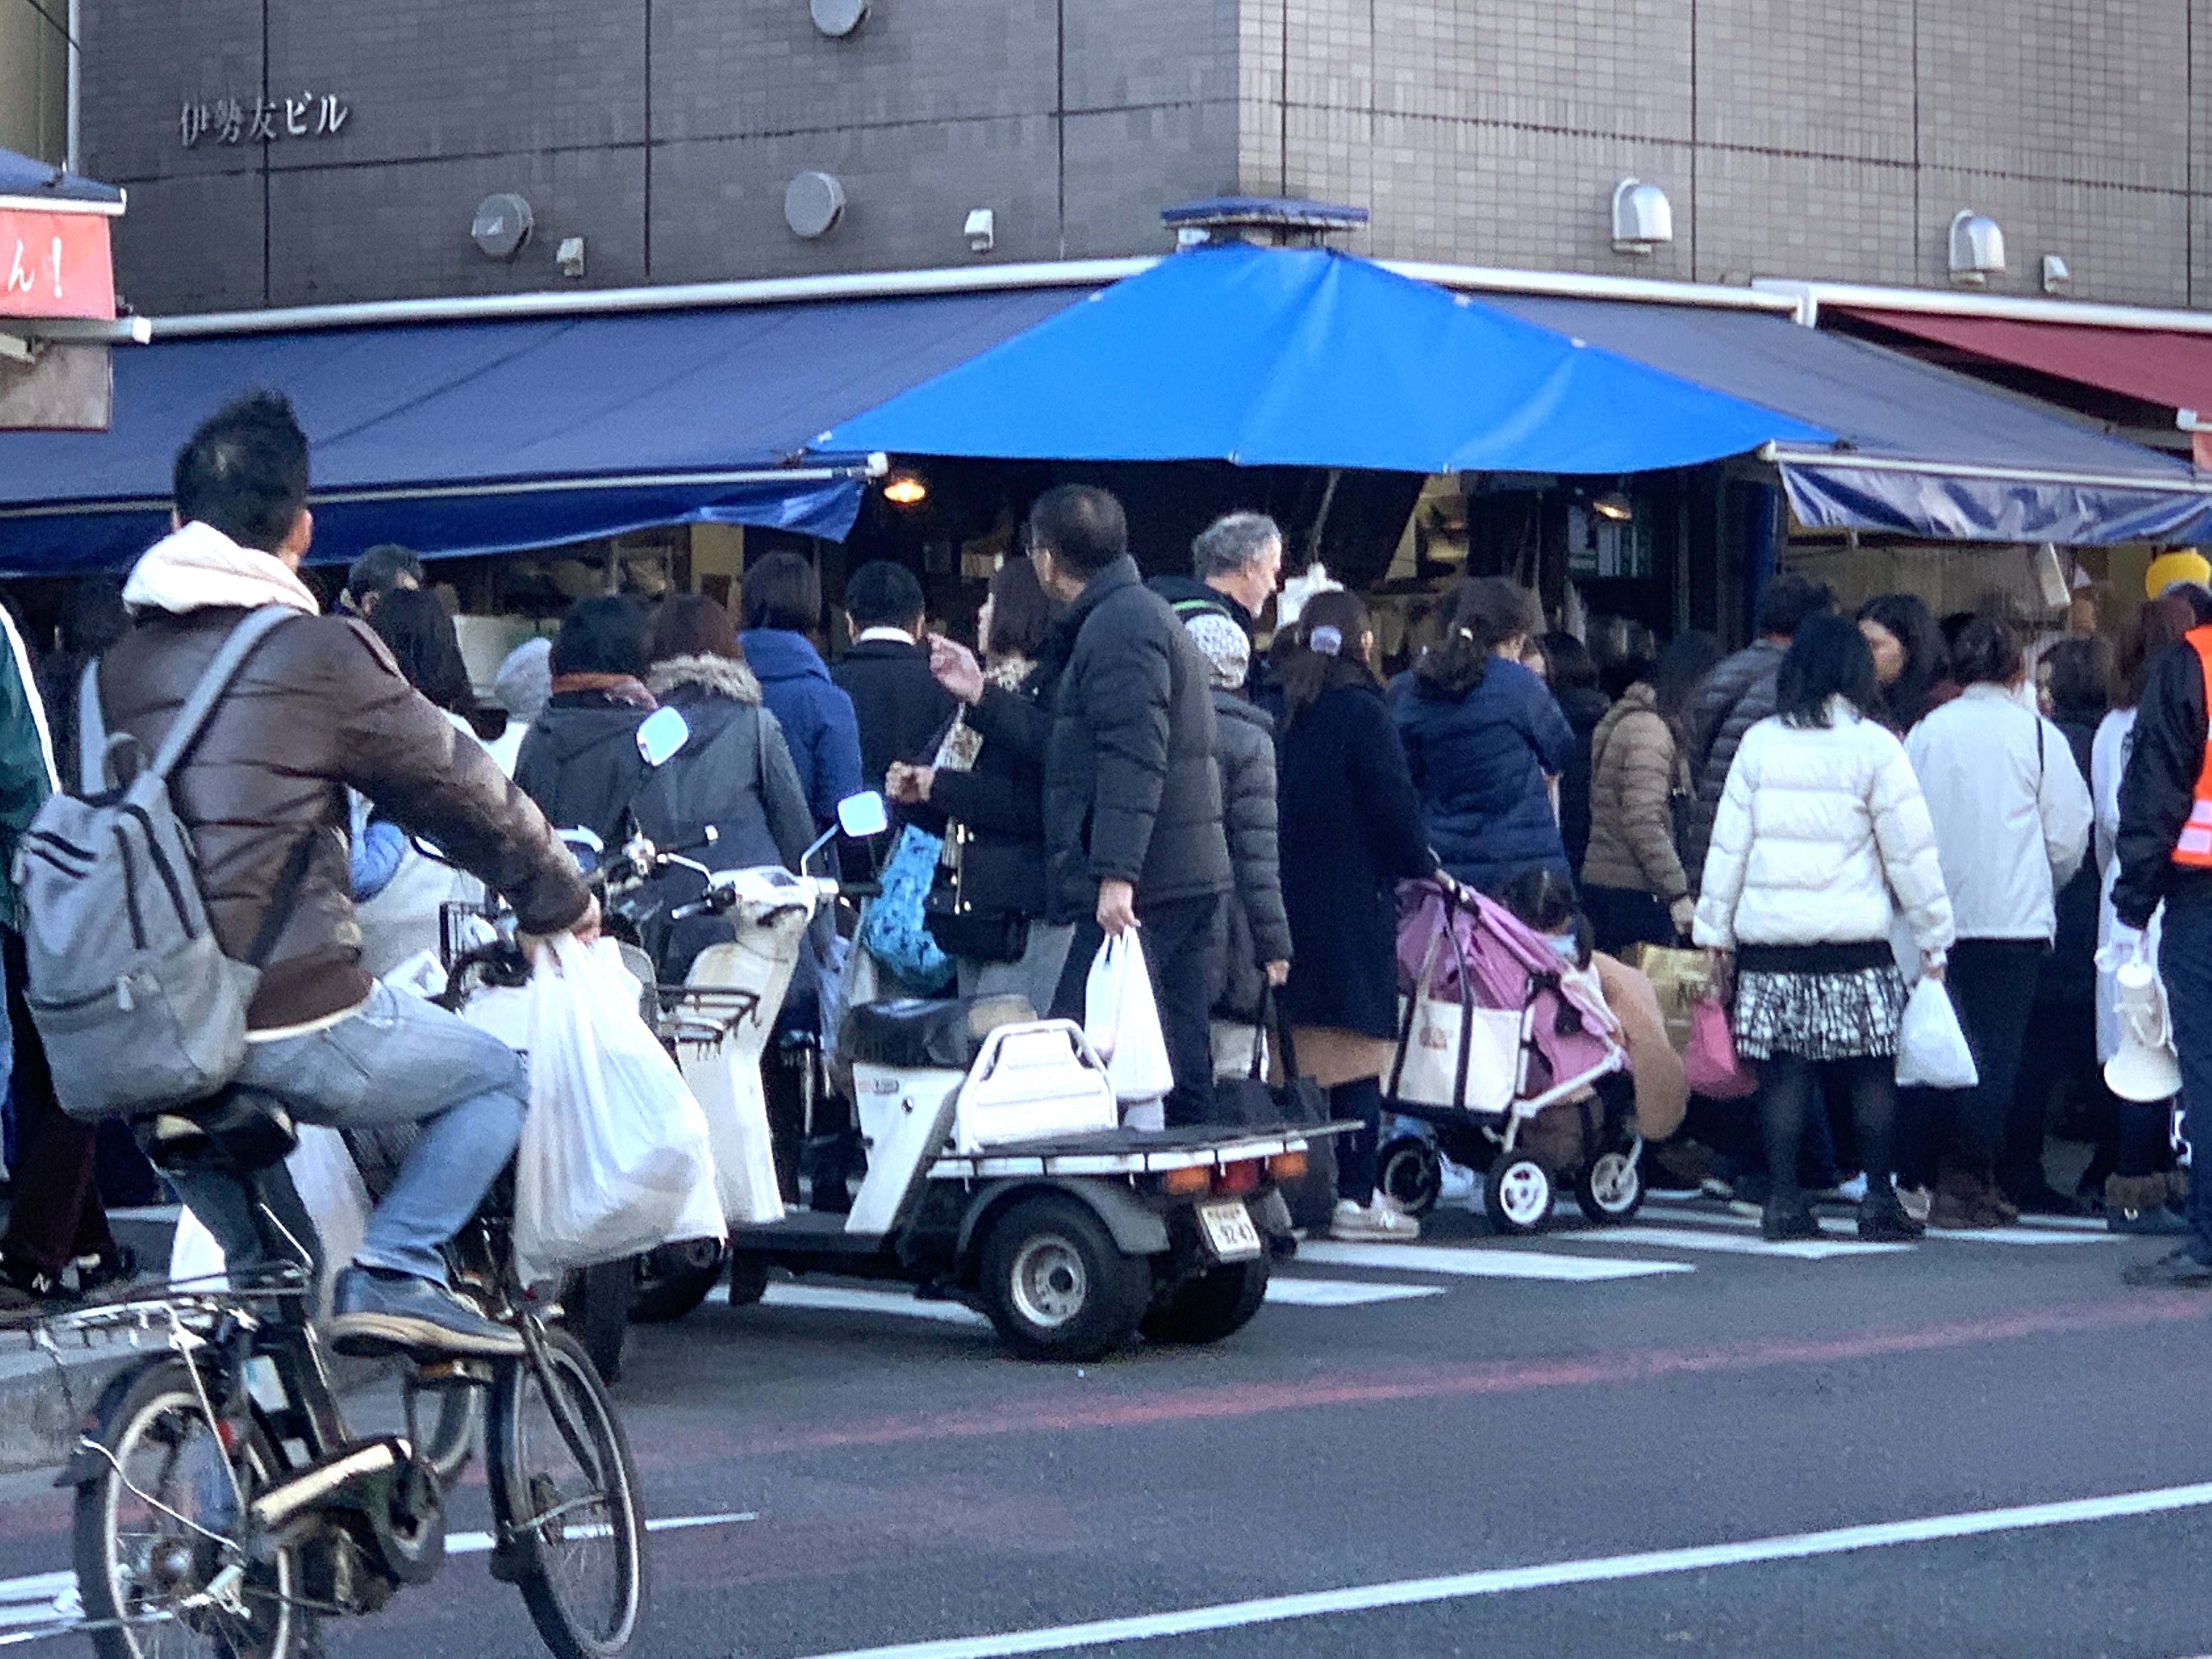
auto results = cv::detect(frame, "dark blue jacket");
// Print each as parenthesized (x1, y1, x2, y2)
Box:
(737, 628, 863, 830)
(1391, 656, 1575, 893)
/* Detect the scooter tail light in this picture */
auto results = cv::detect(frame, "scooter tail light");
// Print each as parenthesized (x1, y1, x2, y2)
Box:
(1268, 1149, 1308, 1182)
(1213, 1160, 1261, 1195)
(1161, 1165, 1211, 1196)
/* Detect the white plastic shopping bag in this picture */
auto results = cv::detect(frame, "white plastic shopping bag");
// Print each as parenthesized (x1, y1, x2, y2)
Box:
(512, 934, 725, 1284)
(1895, 977, 1978, 1090)
(1083, 933, 1175, 1109)
(682, 1041, 788, 1226)
(168, 1124, 372, 1317)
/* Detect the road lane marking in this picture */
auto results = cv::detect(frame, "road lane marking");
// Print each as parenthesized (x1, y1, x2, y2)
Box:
(1595, 1224, 1910, 1260)
(411, 1510, 760, 1555)
(1296, 1240, 1692, 1281)
(1264, 1278, 1446, 1306)
(788, 1480, 2212, 1659)
(762, 1285, 990, 1327)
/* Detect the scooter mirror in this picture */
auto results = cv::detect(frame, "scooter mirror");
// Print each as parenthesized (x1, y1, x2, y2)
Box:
(635, 706, 692, 768)
(836, 790, 889, 840)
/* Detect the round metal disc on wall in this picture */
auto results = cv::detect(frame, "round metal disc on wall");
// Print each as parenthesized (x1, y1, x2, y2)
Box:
(470, 193, 534, 260)
(785, 171, 847, 239)
(809, 0, 870, 37)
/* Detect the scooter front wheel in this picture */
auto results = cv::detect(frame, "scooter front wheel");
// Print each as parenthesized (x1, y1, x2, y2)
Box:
(978, 1194, 1149, 1363)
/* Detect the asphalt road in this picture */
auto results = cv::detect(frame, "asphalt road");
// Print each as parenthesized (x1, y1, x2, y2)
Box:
(7, 1194, 2212, 1658)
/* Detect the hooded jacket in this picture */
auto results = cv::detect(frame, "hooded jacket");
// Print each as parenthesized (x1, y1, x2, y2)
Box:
(1582, 682, 1689, 902)
(1680, 637, 1786, 888)
(513, 690, 651, 853)
(1211, 689, 1293, 1017)
(737, 628, 864, 830)
(1391, 655, 1574, 893)
(97, 522, 588, 1030)
(973, 556, 1230, 923)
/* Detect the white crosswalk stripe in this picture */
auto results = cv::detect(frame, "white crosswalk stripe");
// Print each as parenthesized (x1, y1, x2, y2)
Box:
(1295, 1239, 1691, 1282)
(1264, 1278, 1446, 1306)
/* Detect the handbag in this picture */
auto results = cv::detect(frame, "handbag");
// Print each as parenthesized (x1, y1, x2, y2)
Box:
(1212, 985, 1325, 1130)
(1683, 996, 1758, 1098)
(858, 823, 956, 991)
(923, 822, 1031, 963)
(1622, 943, 1715, 1053)
(1387, 924, 1522, 1114)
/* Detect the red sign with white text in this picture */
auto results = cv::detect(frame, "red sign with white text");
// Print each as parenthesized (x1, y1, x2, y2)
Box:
(0, 208, 116, 321)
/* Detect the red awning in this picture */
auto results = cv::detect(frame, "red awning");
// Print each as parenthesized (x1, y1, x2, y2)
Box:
(1835, 308, 2212, 416)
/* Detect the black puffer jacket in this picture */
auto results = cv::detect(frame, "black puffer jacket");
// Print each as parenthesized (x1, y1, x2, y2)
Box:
(1211, 689, 1293, 1018)
(1554, 682, 1610, 874)
(514, 690, 651, 852)
(1680, 638, 1786, 889)
(974, 557, 1230, 924)
(914, 661, 1050, 924)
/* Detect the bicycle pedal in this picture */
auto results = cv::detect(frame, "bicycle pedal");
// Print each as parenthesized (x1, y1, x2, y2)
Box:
(412, 1358, 493, 1390)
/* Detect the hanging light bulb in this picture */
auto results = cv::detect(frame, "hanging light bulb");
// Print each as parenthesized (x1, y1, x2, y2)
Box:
(883, 473, 928, 506)
(1592, 490, 1633, 522)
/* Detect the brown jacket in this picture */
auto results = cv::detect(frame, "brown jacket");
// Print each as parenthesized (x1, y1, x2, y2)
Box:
(99, 606, 590, 1029)
(1581, 684, 1690, 902)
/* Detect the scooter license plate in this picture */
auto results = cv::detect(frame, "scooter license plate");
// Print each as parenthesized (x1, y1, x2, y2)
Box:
(1197, 1199, 1262, 1263)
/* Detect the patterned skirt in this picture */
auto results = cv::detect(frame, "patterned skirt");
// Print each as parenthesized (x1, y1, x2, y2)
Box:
(1731, 964, 1907, 1062)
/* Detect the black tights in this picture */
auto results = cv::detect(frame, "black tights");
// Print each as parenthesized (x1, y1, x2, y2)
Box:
(1761, 1053, 1896, 1204)
(1332, 1076, 1384, 1201)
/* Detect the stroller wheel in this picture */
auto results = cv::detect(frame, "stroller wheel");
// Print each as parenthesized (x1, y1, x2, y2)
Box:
(1575, 1147, 1645, 1225)
(1378, 1136, 1443, 1218)
(1484, 1151, 1553, 1234)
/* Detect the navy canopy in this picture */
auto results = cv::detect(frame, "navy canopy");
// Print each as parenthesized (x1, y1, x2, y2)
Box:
(1489, 295, 2212, 546)
(819, 243, 1828, 475)
(0, 146, 123, 208)
(0, 285, 1088, 574)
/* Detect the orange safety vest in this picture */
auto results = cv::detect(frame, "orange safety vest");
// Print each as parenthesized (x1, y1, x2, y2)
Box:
(2176, 625, 2212, 866)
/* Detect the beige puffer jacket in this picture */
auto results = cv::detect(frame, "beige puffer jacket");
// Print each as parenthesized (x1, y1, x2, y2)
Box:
(1581, 684, 1689, 901)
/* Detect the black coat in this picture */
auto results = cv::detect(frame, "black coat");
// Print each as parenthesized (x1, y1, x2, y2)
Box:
(1554, 682, 1610, 875)
(831, 635, 958, 789)
(513, 691, 650, 852)
(2116, 636, 2212, 929)
(1212, 689, 1293, 1018)
(2040, 702, 2103, 1004)
(1278, 682, 1436, 1037)
(913, 664, 1050, 923)
(972, 556, 1231, 925)
(1681, 639, 1785, 888)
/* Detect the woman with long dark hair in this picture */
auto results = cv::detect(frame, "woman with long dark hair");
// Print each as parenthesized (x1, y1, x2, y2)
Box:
(1855, 593, 1956, 733)
(1694, 614, 1954, 1241)
(1393, 578, 1575, 893)
(1581, 629, 1723, 952)
(1277, 590, 1440, 1242)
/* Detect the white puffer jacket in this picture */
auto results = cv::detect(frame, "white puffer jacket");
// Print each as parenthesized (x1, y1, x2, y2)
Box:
(1692, 702, 1955, 954)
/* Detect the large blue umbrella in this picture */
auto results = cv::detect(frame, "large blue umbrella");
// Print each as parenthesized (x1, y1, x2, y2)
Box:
(817, 241, 1830, 473)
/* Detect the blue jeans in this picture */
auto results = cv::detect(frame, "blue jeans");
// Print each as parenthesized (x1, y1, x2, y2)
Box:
(2160, 905, 2212, 1263)
(177, 982, 526, 1284)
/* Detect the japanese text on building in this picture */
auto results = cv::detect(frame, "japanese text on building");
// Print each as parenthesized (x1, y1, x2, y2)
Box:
(180, 93, 349, 148)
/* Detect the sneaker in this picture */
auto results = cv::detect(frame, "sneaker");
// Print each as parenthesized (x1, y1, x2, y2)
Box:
(1897, 1185, 1933, 1224)
(1329, 1197, 1421, 1243)
(2122, 1246, 2212, 1289)
(1760, 1198, 1820, 1242)
(1858, 1182, 1925, 1242)
(72, 1244, 138, 1299)
(329, 1267, 525, 1359)
(0, 1254, 70, 1322)
(1928, 1171, 2012, 1231)
(2108, 1204, 2192, 1237)
(1830, 1173, 1870, 1205)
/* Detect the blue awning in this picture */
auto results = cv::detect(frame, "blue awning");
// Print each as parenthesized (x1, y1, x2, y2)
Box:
(1486, 295, 2212, 546)
(818, 244, 1829, 475)
(0, 146, 123, 209)
(0, 285, 1090, 574)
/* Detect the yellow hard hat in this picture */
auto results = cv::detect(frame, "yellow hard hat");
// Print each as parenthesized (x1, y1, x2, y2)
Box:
(2146, 550, 2212, 597)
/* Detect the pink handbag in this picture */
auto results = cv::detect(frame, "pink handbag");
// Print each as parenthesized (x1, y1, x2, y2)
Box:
(1683, 997, 1759, 1098)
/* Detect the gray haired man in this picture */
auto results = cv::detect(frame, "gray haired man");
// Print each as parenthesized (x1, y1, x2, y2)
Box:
(1147, 511, 1284, 695)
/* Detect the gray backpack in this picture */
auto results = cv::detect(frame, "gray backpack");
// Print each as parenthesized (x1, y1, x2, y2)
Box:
(15, 607, 297, 1122)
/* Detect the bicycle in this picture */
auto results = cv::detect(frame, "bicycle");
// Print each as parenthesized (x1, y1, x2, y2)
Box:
(49, 1085, 647, 1659)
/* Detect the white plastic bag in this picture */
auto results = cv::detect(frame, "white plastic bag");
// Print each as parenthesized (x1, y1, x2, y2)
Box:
(1895, 977, 1979, 1090)
(682, 1042, 787, 1226)
(512, 934, 725, 1284)
(169, 1124, 371, 1317)
(1083, 933, 1175, 1108)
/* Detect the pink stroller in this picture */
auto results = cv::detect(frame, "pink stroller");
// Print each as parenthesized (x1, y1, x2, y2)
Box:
(1379, 879, 1632, 1234)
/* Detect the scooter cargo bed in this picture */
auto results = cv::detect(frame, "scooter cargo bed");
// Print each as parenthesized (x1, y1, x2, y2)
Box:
(927, 1121, 1350, 1181)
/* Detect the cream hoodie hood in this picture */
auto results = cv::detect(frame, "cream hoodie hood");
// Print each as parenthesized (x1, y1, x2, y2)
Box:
(121, 520, 321, 617)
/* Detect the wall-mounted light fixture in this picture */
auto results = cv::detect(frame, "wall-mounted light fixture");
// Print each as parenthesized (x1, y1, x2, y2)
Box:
(1611, 179, 1673, 255)
(810, 0, 869, 36)
(963, 208, 995, 255)
(883, 472, 927, 506)
(1592, 489, 1634, 523)
(2041, 254, 2072, 295)
(556, 236, 586, 278)
(1949, 210, 2006, 286)
(785, 171, 847, 239)
(471, 193, 533, 260)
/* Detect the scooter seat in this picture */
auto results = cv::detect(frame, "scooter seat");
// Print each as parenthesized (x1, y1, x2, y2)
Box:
(841, 994, 1035, 1070)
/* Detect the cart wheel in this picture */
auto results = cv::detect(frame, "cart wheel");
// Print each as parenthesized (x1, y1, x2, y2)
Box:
(1377, 1136, 1443, 1218)
(978, 1194, 1150, 1363)
(727, 1252, 770, 1308)
(1574, 1147, 1645, 1225)
(628, 1238, 726, 1324)
(1483, 1150, 1553, 1234)
(1139, 1259, 1271, 1345)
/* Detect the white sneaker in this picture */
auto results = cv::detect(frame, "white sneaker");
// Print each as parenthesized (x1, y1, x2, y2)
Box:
(1329, 1195, 1422, 1243)
(1897, 1184, 1933, 1224)
(1833, 1173, 1870, 1204)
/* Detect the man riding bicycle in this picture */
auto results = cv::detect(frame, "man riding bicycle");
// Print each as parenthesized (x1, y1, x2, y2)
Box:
(97, 390, 599, 1358)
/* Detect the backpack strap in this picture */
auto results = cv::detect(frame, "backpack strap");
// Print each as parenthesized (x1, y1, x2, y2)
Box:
(75, 658, 105, 795)
(144, 607, 300, 784)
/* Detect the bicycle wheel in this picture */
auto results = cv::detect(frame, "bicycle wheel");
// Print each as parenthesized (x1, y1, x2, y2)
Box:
(487, 1329, 646, 1659)
(73, 1358, 303, 1659)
